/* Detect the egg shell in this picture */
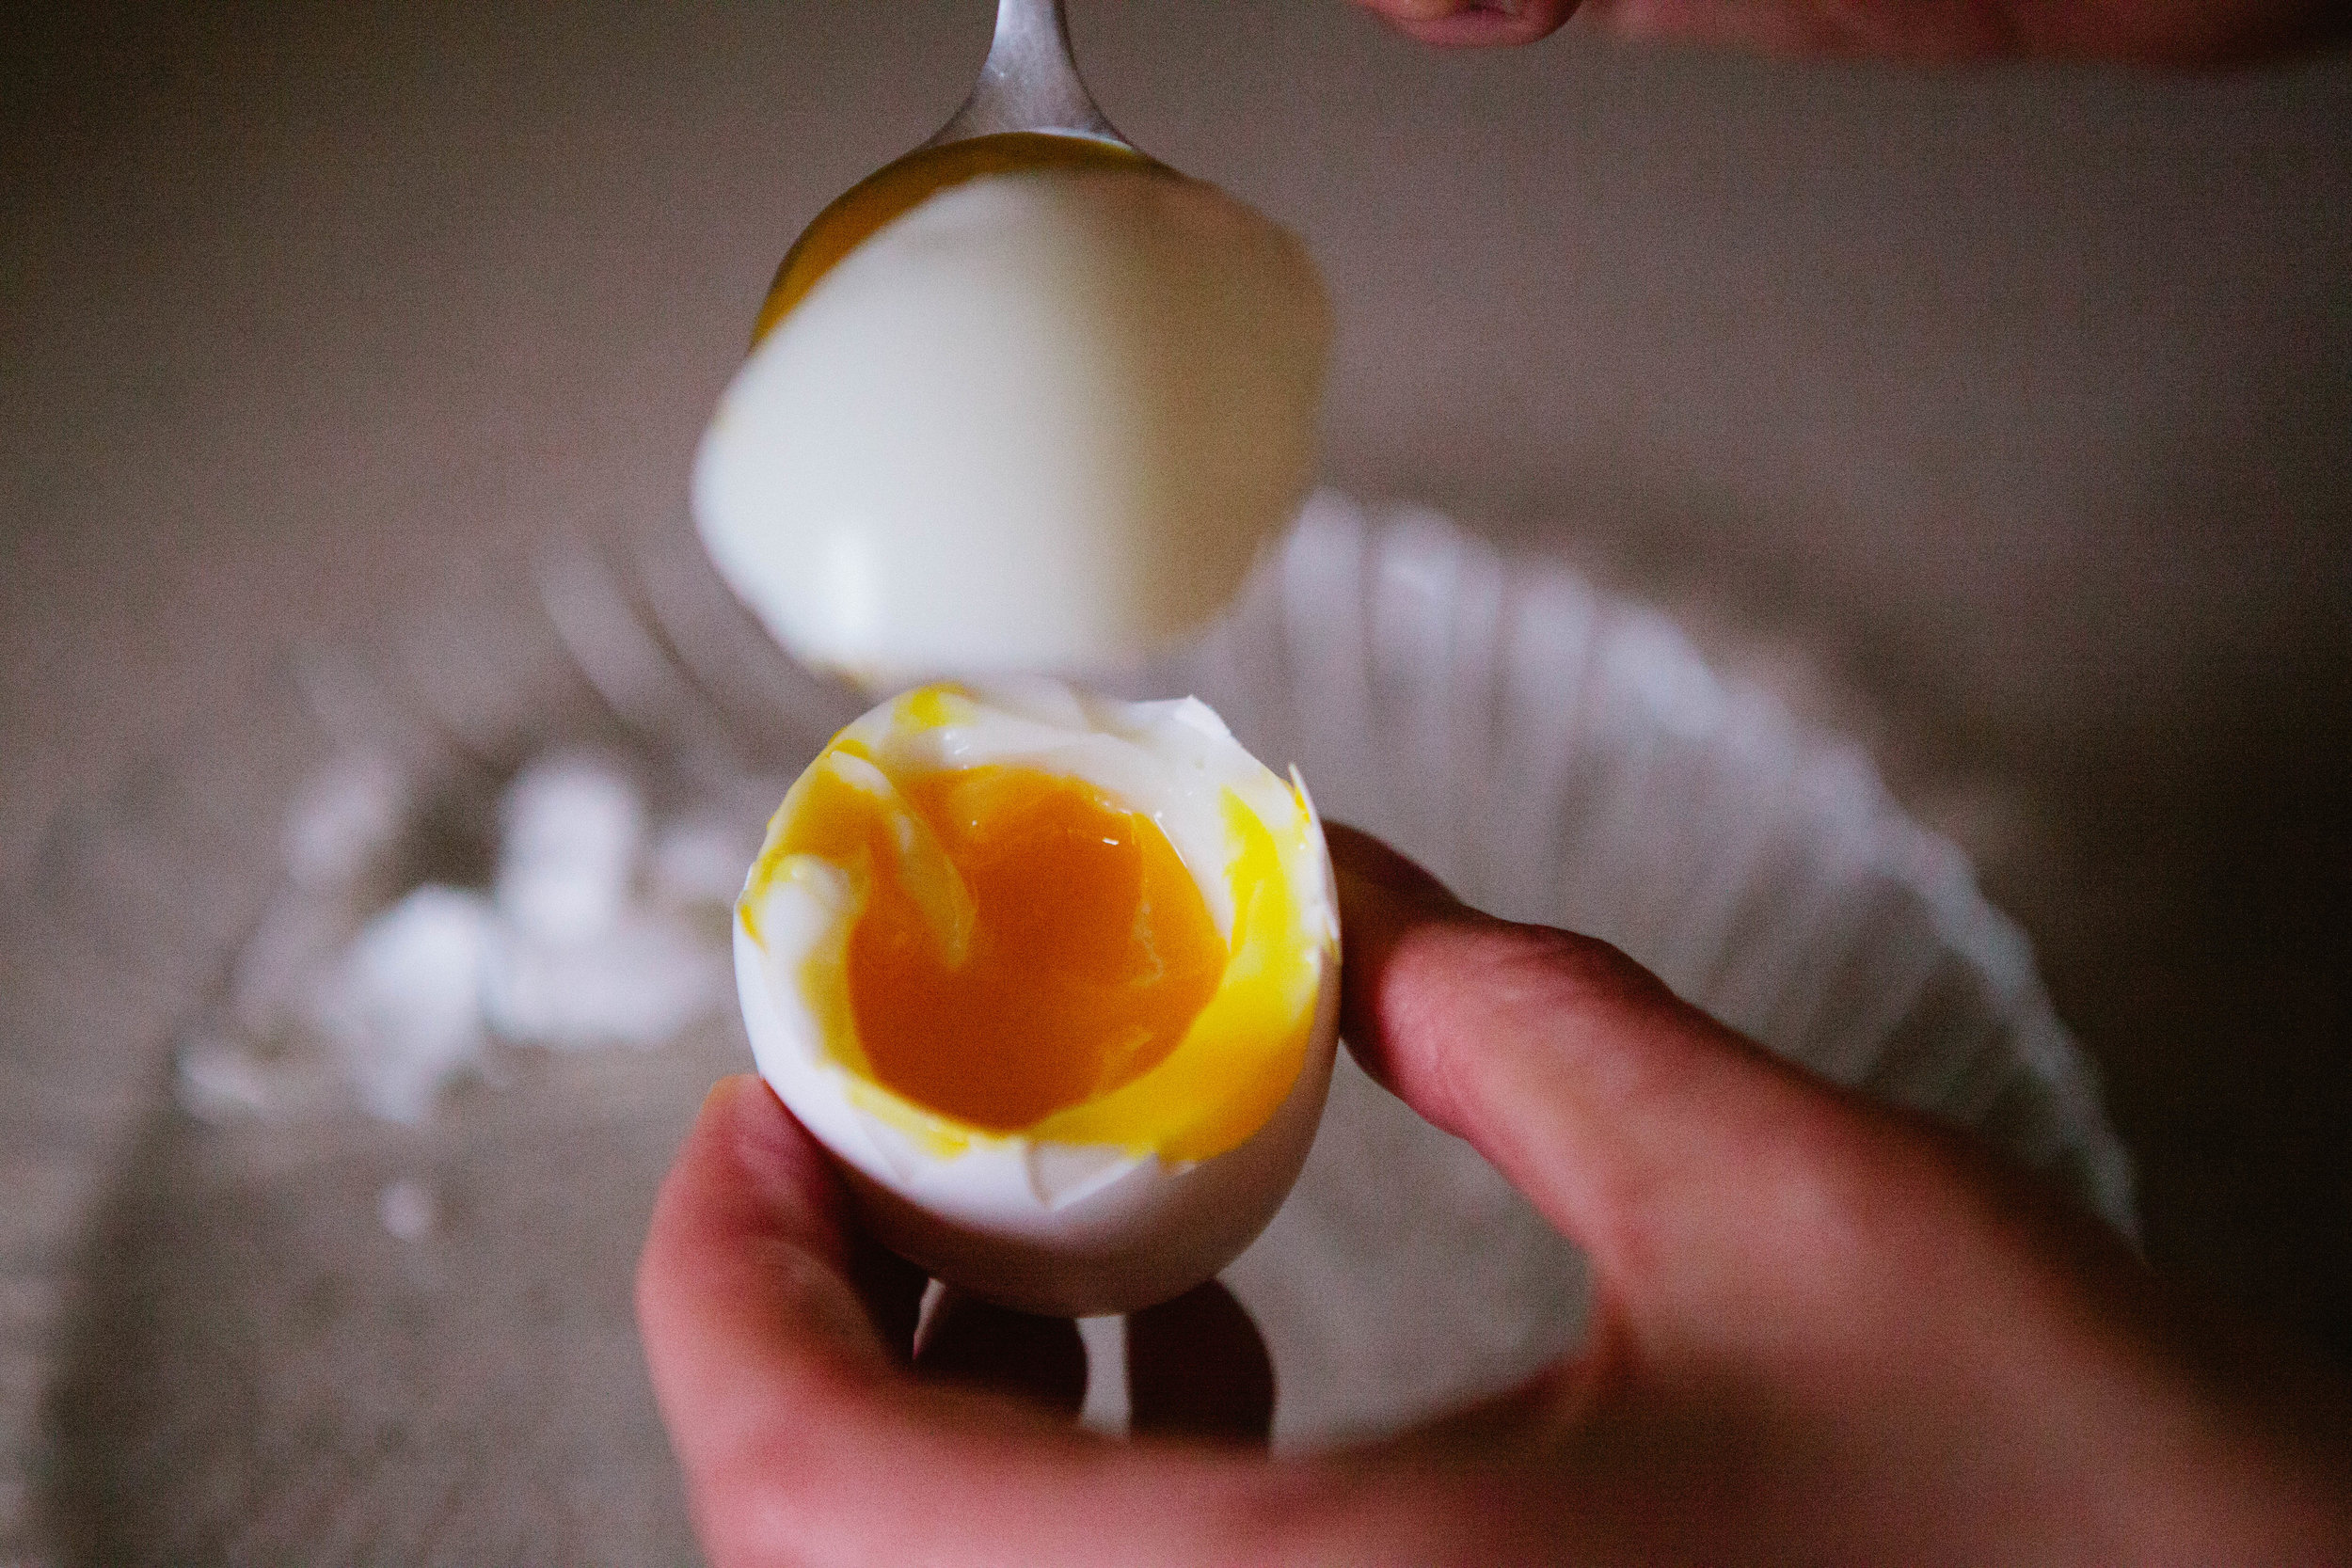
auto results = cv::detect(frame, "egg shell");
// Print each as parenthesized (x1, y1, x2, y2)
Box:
(733, 914, 1336, 1316)
(733, 685, 1341, 1316)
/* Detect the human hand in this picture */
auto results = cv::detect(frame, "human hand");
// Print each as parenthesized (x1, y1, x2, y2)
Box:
(1349, 0, 2345, 65)
(638, 824, 2351, 1566)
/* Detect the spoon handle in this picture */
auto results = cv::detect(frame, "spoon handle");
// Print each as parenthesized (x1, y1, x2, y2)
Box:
(926, 0, 1122, 148)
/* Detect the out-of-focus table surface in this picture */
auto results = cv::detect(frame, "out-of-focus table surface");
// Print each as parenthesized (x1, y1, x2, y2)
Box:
(5, 0, 2346, 1504)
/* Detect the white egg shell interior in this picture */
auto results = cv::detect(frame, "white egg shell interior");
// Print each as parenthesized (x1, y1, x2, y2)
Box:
(733, 683, 1341, 1317)
(693, 167, 1330, 688)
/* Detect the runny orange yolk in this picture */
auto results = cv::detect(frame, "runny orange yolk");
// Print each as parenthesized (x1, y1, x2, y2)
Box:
(820, 766, 1226, 1132)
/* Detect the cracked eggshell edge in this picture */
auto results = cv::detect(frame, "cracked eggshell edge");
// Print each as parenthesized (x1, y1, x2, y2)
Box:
(729, 780, 1341, 1318)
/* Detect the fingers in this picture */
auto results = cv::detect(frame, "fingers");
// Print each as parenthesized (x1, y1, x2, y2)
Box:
(917, 1291, 1089, 1418)
(1349, 0, 1582, 47)
(1573, 0, 2328, 64)
(635, 1077, 922, 1563)
(915, 1280, 1277, 1446)
(849, 1227, 930, 1367)
(1326, 824, 1951, 1337)
(1127, 1281, 1277, 1446)
(635, 1075, 916, 1448)
(1329, 821, 1809, 1179)
(1353, 0, 2337, 61)
(1576, 0, 2031, 59)
(639, 1077, 1363, 1567)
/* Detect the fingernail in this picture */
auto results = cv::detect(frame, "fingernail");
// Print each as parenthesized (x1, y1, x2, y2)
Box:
(706, 1074, 801, 1192)
(701, 1072, 770, 1132)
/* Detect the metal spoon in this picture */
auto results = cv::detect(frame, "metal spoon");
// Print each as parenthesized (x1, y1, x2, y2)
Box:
(930, 0, 1123, 147)
(752, 0, 1162, 345)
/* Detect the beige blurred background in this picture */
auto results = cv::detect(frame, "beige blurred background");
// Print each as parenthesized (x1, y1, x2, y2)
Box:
(4, 0, 2347, 1518)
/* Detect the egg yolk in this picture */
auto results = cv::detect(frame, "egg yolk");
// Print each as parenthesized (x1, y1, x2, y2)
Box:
(806, 765, 1227, 1132)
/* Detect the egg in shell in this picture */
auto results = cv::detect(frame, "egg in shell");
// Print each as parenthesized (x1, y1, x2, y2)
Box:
(733, 680, 1340, 1316)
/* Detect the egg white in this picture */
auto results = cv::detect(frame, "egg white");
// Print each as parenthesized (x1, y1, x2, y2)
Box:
(693, 167, 1330, 689)
(734, 681, 1339, 1316)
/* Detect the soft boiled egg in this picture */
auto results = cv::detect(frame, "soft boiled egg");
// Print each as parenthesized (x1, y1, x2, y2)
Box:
(732, 681, 1339, 1316)
(693, 161, 1330, 689)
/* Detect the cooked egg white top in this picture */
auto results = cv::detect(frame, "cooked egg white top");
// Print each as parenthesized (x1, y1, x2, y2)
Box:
(694, 164, 1330, 687)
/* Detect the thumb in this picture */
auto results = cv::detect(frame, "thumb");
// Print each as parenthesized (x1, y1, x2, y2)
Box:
(1327, 828, 2352, 1565)
(1327, 824, 1987, 1354)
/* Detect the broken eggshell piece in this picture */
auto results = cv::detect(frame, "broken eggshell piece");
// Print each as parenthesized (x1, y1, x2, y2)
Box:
(732, 681, 1340, 1317)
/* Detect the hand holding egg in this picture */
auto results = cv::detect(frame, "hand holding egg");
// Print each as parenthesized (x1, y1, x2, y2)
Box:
(649, 831, 2352, 1562)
